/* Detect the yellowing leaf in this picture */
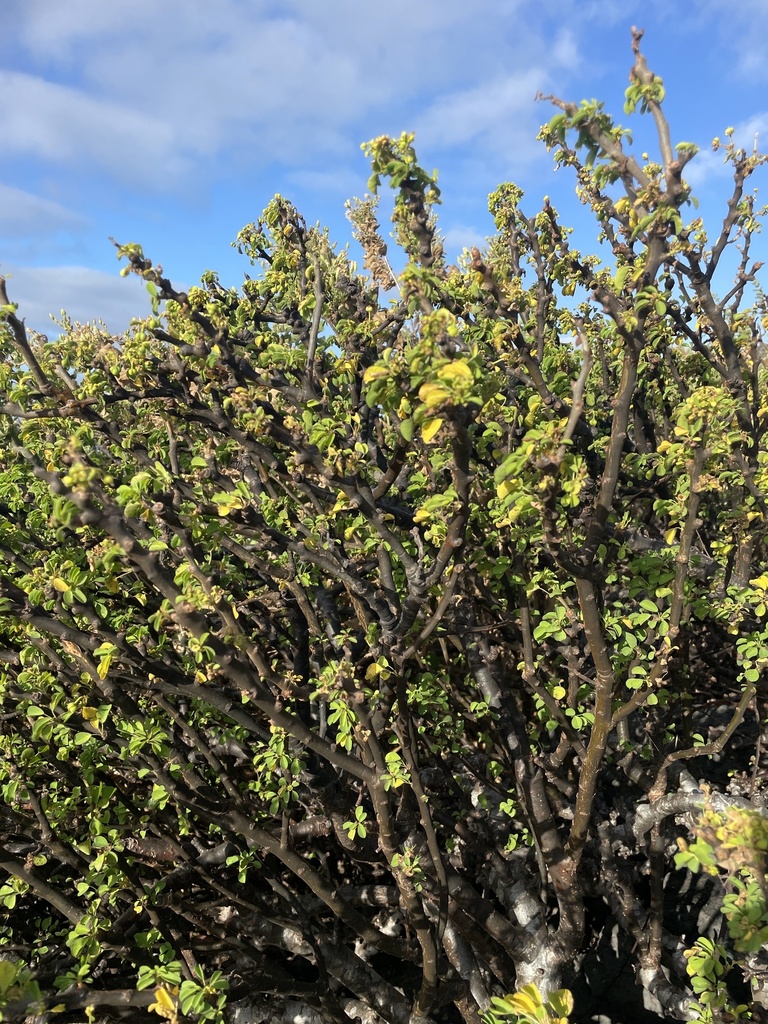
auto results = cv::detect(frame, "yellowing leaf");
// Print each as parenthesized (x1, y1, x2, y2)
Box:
(421, 417, 443, 443)
(507, 984, 548, 1017)
(436, 360, 473, 384)
(507, 993, 540, 1017)
(418, 382, 451, 409)
(552, 685, 566, 700)
(51, 577, 70, 593)
(363, 365, 389, 383)
(330, 493, 351, 516)
(149, 986, 179, 1021)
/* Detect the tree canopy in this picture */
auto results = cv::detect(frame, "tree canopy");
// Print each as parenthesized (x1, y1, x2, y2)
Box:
(2, 28, 768, 1024)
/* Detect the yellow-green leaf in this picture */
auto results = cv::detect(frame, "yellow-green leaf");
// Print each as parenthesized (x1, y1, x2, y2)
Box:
(0, 960, 17, 994)
(548, 989, 574, 1018)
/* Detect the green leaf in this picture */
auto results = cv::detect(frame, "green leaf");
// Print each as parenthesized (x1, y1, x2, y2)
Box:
(0, 960, 18, 995)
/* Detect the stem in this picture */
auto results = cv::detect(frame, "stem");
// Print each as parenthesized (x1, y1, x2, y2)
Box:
(567, 578, 615, 863)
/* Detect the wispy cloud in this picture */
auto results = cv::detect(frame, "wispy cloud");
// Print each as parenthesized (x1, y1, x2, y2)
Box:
(286, 166, 365, 201)
(731, 114, 768, 153)
(0, 72, 187, 186)
(0, 185, 85, 238)
(697, 0, 768, 80)
(3, 0, 585, 193)
(4, 0, 763, 324)
(683, 113, 768, 189)
(416, 70, 545, 154)
(440, 224, 488, 259)
(3, 264, 153, 335)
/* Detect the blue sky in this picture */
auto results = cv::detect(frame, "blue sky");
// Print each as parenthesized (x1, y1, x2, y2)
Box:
(3, 0, 768, 335)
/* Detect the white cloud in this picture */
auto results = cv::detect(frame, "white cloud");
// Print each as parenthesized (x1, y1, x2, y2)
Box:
(416, 70, 545, 154)
(549, 29, 580, 70)
(9, 0, 158, 52)
(731, 114, 768, 154)
(1, 0, 587, 193)
(0, 184, 85, 238)
(286, 166, 364, 201)
(697, 0, 768, 80)
(683, 113, 768, 188)
(2, 265, 152, 335)
(0, 71, 188, 186)
(5, 0, 669, 313)
(678, 150, 719, 189)
(441, 224, 487, 258)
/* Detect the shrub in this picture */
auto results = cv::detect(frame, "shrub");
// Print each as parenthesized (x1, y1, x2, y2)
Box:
(1, 28, 767, 1024)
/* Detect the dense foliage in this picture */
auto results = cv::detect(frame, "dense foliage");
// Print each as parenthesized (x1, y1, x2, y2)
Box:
(2, 30, 768, 1024)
